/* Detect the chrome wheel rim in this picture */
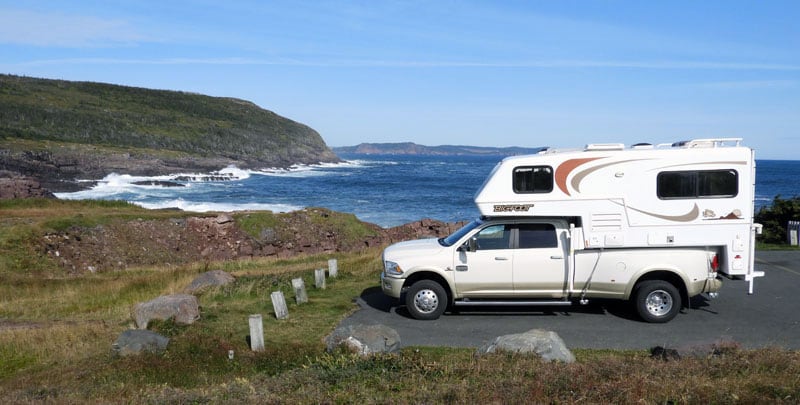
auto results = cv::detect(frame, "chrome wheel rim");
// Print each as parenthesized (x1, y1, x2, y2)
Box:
(645, 289, 673, 317)
(413, 289, 439, 314)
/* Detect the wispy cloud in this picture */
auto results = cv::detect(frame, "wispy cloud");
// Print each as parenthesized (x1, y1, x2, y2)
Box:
(0, 9, 144, 47)
(12, 56, 800, 71)
(696, 80, 798, 90)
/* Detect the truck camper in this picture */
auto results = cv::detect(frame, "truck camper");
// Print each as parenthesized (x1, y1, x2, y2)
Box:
(381, 138, 763, 323)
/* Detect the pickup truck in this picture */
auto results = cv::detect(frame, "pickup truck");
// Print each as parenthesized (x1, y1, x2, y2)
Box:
(381, 217, 723, 323)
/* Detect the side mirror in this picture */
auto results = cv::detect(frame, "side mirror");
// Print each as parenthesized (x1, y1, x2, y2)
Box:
(457, 238, 478, 252)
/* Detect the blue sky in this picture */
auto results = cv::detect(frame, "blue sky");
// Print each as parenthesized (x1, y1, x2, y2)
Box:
(1, 1, 798, 159)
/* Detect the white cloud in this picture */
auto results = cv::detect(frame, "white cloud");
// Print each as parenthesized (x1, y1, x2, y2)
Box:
(0, 9, 143, 47)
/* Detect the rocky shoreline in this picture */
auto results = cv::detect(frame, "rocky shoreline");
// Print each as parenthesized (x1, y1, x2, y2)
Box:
(0, 145, 338, 193)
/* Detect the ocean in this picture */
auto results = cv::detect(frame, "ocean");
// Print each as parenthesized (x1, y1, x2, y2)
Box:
(55, 155, 800, 228)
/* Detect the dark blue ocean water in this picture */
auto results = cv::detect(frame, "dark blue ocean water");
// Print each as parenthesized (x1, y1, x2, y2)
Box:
(56, 155, 800, 228)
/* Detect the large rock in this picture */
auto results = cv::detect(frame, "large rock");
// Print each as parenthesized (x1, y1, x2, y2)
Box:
(133, 294, 200, 329)
(477, 329, 575, 363)
(0, 172, 55, 199)
(183, 270, 235, 294)
(112, 329, 170, 356)
(325, 324, 401, 355)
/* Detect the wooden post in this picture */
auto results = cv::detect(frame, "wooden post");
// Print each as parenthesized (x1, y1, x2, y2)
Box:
(292, 278, 308, 304)
(248, 314, 264, 352)
(328, 258, 338, 278)
(314, 268, 326, 289)
(271, 291, 289, 319)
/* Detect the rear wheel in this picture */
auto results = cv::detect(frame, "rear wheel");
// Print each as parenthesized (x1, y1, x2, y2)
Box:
(634, 280, 681, 323)
(405, 280, 447, 320)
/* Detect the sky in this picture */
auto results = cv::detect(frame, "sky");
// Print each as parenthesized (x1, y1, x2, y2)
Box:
(1, 0, 798, 159)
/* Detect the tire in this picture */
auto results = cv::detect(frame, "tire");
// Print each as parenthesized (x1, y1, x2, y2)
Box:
(405, 279, 448, 320)
(633, 280, 682, 323)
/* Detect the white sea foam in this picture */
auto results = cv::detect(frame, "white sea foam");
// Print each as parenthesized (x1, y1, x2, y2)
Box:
(251, 160, 374, 177)
(133, 199, 302, 213)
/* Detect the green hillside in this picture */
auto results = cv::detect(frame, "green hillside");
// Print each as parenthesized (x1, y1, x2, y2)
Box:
(0, 74, 338, 179)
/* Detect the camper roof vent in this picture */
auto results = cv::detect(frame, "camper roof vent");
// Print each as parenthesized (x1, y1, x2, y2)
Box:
(631, 143, 654, 149)
(585, 143, 625, 151)
(674, 138, 743, 148)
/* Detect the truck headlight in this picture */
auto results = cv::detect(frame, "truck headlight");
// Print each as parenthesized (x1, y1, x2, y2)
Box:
(384, 260, 403, 276)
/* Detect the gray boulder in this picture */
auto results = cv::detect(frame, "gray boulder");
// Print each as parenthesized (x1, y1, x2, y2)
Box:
(184, 270, 235, 294)
(326, 324, 401, 355)
(112, 329, 169, 356)
(477, 329, 575, 363)
(133, 294, 200, 329)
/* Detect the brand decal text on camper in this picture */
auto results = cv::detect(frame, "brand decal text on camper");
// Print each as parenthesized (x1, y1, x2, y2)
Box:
(493, 204, 535, 213)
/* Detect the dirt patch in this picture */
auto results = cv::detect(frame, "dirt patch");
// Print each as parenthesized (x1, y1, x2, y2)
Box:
(39, 208, 467, 274)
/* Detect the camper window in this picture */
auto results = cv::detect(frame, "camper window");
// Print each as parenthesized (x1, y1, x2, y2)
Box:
(513, 166, 553, 194)
(657, 170, 738, 199)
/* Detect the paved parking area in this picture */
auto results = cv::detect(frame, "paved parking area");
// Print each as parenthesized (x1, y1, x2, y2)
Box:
(339, 250, 800, 349)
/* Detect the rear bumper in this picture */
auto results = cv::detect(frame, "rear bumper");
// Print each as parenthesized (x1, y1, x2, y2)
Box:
(699, 276, 723, 294)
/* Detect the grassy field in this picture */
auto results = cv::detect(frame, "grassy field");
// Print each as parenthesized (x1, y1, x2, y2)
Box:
(1, 202, 799, 402)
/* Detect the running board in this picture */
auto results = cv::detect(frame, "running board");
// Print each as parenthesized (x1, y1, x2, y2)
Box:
(453, 300, 572, 307)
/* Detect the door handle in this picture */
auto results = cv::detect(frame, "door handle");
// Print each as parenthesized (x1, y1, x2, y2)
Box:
(455, 265, 468, 271)
(495, 257, 509, 261)
(550, 255, 563, 260)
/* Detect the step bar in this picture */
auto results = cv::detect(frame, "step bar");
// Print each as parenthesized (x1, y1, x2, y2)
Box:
(453, 300, 574, 307)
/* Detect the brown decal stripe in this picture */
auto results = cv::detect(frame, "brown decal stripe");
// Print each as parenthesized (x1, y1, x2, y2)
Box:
(555, 157, 603, 196)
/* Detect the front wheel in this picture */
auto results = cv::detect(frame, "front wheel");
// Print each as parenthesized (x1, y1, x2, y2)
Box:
(634, 280, 681, 323)
(405, 280, 448, 320)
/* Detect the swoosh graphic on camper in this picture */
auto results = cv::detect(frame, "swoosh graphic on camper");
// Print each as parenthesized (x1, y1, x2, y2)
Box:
(571, 159, 649, 193)
(612, 201, 700, 222)
(555, 157, 604, 195)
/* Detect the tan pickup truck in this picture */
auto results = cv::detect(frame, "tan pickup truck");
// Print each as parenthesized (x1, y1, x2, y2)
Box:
(381, 217, 722, 323)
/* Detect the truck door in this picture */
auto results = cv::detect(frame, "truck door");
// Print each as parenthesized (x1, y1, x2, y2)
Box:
(512, 223, 568, 298)
(454, 223, 514, 297)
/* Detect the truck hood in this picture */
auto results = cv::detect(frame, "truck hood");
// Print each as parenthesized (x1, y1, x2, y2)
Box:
(383, 238, 445, 260)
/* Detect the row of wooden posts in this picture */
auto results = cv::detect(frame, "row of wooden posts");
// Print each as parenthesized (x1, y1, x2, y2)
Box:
(248, 258, 339, 352)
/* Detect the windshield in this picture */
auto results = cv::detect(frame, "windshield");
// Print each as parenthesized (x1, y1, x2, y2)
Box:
(439, 218, 484, 247)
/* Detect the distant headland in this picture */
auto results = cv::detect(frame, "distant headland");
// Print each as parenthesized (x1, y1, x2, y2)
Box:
(333, 142, 545, 156)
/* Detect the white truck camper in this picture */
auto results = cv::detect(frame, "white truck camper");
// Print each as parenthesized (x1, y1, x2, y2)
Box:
(381, 138, 764, 323)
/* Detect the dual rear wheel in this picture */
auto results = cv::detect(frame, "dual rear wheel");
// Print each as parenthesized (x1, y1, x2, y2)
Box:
(633, 280, 682, 323)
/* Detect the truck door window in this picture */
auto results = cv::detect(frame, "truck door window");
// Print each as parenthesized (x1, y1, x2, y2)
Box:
(513, 166, 553, 194)
(473, 224, 512, 250)
(517, 223, 558, 249)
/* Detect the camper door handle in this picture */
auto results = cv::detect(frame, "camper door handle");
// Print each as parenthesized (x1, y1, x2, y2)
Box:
(495, 257, 509, 261)
(550, 255, 564, 260)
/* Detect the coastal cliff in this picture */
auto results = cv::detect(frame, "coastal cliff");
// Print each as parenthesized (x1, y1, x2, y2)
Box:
(0, 74, 339, 191)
